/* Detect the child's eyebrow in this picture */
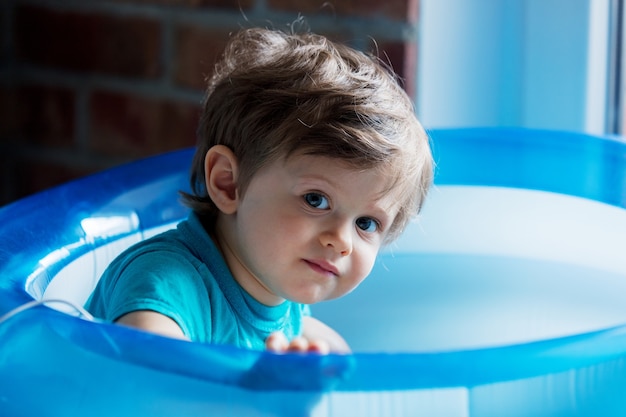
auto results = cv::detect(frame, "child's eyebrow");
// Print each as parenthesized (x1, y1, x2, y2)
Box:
(369, 204, 395, 225)
(294, 173, 338, 189)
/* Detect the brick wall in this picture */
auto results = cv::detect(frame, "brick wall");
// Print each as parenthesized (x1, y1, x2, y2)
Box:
(0, 0, 420, 206)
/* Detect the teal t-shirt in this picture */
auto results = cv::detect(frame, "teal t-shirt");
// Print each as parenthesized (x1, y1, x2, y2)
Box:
(85, 213, 309, 350)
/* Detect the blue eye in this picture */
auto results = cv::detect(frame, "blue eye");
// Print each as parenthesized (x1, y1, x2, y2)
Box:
(356, 217, 378, 233)
(304, 193, 330, 209)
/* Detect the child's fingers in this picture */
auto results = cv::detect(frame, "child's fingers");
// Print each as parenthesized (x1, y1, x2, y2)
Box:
(287, 337, 330, 354)
(266, 333, 331, 355)
(286, 336, 309, 352)
(306, 338, 330, 355)
(265, 331, 289, 352)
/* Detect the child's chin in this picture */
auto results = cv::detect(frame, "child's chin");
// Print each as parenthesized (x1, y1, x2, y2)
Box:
(289, 290, 337, 305)
(285, 290, 326, 305)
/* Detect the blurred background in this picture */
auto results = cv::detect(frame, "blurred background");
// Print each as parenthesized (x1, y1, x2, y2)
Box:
(0, 0, 622, 206)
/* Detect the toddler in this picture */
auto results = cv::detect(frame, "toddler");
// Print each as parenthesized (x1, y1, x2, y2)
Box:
(85, 26, 433, 354)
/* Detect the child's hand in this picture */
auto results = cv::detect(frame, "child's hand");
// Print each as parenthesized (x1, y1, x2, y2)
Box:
(244, 331, 355, 392)
(265, 331, 331, 354)
(265, 317, 351, 354)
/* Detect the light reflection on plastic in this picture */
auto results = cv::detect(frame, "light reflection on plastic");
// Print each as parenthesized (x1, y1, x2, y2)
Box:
(38, 247, 71, 269)
(25, 241, 84, 299)
(80, 213, 140, 239)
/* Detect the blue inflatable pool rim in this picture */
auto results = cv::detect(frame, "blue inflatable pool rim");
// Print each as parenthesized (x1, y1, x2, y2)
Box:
(1, 127, 626, 397)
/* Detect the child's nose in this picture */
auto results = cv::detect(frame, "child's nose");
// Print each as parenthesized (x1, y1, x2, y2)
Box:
(320, 220, 353, 256)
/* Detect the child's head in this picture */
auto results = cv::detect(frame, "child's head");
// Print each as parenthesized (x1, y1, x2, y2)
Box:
(182, 27, 432, 243)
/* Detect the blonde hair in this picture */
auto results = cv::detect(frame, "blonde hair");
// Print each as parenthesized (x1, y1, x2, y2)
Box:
(181, 27, 433, 243)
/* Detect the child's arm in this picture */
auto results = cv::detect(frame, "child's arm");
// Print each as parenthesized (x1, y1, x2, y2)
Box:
(116, 311, 350, 354)
(265, 316, 351, 354)
(116, 310, 188, 340)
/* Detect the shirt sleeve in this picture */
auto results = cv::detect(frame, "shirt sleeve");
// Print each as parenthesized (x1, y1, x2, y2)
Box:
(103, 249, 210, 341)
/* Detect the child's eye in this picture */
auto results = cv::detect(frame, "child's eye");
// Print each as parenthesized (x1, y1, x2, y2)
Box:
(356, 217, 379, 233)
(304, 192, 330, 209)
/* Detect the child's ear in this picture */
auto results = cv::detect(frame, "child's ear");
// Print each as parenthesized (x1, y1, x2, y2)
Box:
(204, 145, 239, 214)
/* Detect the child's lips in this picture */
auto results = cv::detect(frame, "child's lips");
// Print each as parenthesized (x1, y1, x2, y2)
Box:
(304, 259, 339, 276)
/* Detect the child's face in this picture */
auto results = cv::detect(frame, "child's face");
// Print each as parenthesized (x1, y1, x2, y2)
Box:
(217, 153, 399, 307)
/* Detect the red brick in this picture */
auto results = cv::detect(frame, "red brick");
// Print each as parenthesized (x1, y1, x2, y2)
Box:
(372, 40, 417, 98)
(267, 0, 417, 22)
(0, 8, 6, 62)
(15, 5, 162, 78)
(10, 156, 95, 201)
(0, 155, 15, 206)
(174, 26, 232, 90)
(0, 88, 18, 142)
(0, 84, 75, 147)
(108, 0, 254, 8)
(90, 91, 200, 157)
(312, 29, 359, 47)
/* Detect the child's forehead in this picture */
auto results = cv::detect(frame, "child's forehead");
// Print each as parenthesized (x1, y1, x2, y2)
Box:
(282, 152, 377, 177)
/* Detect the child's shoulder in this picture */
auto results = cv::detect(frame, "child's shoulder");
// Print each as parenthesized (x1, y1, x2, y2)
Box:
(113, 215, 215, 274)
(109, 226, 191, 269)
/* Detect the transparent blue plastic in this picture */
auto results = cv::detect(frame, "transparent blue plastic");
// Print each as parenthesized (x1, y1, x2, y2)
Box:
(1, 128, 625, 416)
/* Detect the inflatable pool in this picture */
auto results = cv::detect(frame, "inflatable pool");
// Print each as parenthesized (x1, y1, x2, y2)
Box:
(1, 128, 625, 416)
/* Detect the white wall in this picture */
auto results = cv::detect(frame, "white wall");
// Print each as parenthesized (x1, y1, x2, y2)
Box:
(418, 0, 610, 134)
